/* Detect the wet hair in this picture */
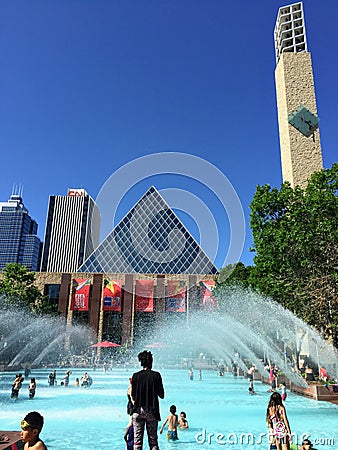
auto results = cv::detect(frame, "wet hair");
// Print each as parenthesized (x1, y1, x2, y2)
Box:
(266, 392, 283, 422)
(180, 411, 186, 417)
(138, 350, 153, 369)
(170, 405, 177, 414)
(23, 411, 44, 432)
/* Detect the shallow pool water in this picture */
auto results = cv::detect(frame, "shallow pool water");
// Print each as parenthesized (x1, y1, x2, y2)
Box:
(0, 368, 337, 449)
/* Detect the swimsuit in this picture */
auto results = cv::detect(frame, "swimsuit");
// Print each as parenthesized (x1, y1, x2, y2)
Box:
(166, 430, 178, 440)
(269, 408, 289, 444)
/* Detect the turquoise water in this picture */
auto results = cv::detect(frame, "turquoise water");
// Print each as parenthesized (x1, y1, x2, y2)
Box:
(0, 368, 337, 449)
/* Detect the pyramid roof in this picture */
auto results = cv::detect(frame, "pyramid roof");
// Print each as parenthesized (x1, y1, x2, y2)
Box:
(78, 186, 218, 274)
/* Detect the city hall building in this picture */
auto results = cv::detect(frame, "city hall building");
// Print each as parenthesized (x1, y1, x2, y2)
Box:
(5, 1, 325, 348)
(36, 186, 218, 346)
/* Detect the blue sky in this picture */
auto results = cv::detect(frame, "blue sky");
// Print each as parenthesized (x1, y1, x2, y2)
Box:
(0, 0, 337, 269)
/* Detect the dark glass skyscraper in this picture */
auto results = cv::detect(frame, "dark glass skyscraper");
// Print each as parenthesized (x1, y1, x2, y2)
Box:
(0, 193, 42, 271)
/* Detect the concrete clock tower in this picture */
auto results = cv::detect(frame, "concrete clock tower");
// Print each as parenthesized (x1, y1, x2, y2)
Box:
(274, 2, 323, 189)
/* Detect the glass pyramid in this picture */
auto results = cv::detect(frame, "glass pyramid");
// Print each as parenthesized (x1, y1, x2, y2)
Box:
(78, 186, 218, 274)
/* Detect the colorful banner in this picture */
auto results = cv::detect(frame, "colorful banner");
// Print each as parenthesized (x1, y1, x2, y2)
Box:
(71, 278, 90, 311)
(200, 280, 217, 309)
(166, 280, 186, 312)
(135, 279, 154, 312)
(103, 279, 122, 312)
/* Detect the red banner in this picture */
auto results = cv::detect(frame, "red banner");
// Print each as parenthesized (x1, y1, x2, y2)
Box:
(166, 280, 186, 312)
(135, 279, 154, 312)
(200, 280, 217, 309)
(103, 279, 122, 311)
(71, 279, 90, 311)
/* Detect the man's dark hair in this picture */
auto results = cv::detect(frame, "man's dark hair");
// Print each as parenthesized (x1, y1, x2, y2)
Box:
(138, 350, 153, 369)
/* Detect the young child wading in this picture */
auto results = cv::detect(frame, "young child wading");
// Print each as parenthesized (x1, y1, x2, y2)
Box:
(160, 404, 178, 440)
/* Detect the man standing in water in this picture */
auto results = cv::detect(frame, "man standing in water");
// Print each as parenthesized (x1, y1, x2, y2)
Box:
(131, 350, 164, 450)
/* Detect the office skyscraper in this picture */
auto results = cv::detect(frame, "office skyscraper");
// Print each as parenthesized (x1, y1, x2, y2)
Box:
(274, 2, 323, 188)
(41, 188, 100, 273)
(0, 192, 42, 271)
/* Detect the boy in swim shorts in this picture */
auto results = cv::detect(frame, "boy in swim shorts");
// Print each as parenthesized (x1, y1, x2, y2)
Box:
(160, 405, 178, 440)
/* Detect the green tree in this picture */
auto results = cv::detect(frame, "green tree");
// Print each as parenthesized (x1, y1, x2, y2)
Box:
(249, 163, 338, 346)
(216, 262, 252, 288)
(0, 263, 47, 313)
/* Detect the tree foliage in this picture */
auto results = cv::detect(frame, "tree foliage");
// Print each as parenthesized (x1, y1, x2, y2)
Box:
(248, 163, 338, 346)
(0, 263, 47, 313)
(216, 263, 252, 288)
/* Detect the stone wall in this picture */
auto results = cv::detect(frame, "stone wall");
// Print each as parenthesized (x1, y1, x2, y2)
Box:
(261, 375, 338, 405)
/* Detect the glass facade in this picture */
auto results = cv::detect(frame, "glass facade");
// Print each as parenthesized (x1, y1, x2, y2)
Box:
(78, 187, 218, 274)
(41, 190, 100, 272)
(0, 195, 42, 271)
(43, 284, 61, 312)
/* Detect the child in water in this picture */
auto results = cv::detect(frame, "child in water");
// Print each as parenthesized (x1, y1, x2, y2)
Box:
(28, 378, 36, 399)
(123, 417, 134, 450)
(178, 411, 189, 429)
(298, 438, 317, 450)
(20, 411, 47, 449)
(160, 405, 178, 440)
(11, 373, 24, 399)
(279, 382, 287, 401)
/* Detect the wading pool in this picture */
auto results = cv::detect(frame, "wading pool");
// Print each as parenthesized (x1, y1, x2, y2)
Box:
(1, 368, 337, 449)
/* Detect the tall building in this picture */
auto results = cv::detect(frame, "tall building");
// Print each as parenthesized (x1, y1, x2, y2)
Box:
(0, 192, 42, 271)
(78, 186, 218, 274)
(274, 2, 323, 188)
(41, 188, 100, 273)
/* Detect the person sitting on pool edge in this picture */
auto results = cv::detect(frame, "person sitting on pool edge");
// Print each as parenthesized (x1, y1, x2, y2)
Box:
(20, 411, 47, 450)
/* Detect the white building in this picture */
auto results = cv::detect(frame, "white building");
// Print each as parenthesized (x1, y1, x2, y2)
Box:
(40, 188, 100, 272)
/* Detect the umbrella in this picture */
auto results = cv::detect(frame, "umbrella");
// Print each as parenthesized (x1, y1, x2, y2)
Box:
(90, 341, 121, 348)
(146, 342, 167, 349)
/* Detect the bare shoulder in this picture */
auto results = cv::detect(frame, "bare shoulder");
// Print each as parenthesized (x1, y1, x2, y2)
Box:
(34, 440, 47, 450)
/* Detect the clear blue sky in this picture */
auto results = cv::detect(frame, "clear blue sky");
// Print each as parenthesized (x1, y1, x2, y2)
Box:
(0, 0, 337, 269)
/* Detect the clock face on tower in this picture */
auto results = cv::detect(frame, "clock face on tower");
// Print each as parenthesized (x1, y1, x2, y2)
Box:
(288, 105, 319, 137)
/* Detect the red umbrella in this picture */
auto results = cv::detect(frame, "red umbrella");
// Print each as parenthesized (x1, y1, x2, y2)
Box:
(146, 342, 167, 349)
(90, 341, 121, 348)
